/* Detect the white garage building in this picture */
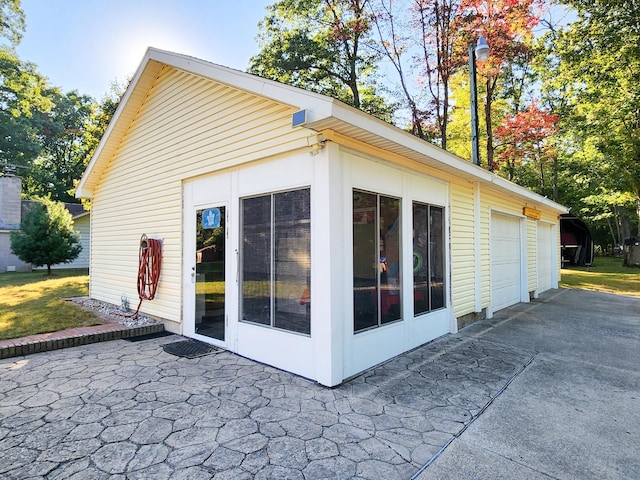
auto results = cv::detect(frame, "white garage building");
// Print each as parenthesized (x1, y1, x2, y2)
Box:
(77, 48, 568, 386)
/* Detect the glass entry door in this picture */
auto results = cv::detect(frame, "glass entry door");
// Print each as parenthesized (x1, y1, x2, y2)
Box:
(194, 206, 226, 341)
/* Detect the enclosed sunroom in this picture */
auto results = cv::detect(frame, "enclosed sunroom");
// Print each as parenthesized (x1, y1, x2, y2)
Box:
(77, 48, 568, 387)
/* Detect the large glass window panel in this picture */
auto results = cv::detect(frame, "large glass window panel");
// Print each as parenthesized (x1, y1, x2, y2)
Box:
(353, 190, 402, 332)
(412, 202, 446, 315)
(195, 207, 225, 341)
(353, 191, 378, 332)
(274, 189, 311, 334)
(380, 196, 401, 324)
(413, 203, 430, 316)
(430, 206, 445, 309)
(241, 195, 271, 326)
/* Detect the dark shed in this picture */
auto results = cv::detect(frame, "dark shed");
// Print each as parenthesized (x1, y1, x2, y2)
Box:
(560, 214, 594, 266)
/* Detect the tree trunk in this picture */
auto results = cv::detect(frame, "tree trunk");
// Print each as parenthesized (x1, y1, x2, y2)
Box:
(606, 217, 617, 254)
(484, 80, 495, 171)
(636, 196, 640, 237)
(47, 264, 52, 276)
(552, 156, 558, 202)
(624, 244, 640, 267)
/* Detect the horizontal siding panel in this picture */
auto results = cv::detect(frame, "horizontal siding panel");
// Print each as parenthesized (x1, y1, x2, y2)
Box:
(89, 65, 311, 323)
(106, 126, 306, 187)
(450, 181, 476, 318)
(527, 219, 537, 291)
(124, 96, 287, 155)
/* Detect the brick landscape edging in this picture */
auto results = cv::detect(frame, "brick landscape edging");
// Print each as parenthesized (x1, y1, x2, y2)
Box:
(0, 323, 165, 359)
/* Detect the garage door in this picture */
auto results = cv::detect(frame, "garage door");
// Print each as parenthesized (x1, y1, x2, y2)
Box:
(491, 213, 522, 311)
(537, 223, 553, 293)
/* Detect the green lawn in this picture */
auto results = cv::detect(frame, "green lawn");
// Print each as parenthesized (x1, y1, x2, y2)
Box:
(0, 269, 101, 341)
(560, 256, 640, 297)
(0, 258, 636, 341)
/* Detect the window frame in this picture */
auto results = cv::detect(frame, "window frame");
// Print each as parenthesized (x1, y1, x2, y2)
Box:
(412, 201, 446, 316)
(239, 187, 311, 336)
(352, 188, 402, 333)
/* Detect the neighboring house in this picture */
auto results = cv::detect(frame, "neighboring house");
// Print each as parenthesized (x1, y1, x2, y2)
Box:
(76, 48, 568, 387)
(0, 175, 31, 272)
(0, 175, 90, 271)
(65, 211, 90, 270)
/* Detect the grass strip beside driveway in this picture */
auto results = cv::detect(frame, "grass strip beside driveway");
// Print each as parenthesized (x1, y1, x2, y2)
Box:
(560, 256, 640, 297)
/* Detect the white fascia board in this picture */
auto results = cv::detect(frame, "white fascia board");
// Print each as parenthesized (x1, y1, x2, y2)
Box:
(72, 211, 90, 220)
(320, 102, 569, 214)
(488, 175, 568, 213)
(76, 48, 158, 198)
(323, 101, 498, 181)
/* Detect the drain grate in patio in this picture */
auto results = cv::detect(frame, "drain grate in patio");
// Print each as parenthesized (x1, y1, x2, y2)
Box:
(162, 339, 219, 359)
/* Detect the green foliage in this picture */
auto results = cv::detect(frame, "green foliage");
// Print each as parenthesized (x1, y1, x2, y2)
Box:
(81, 80, 126, 166)
(24, 90, 96, 202)
(10, 198, 82, 275)
(446, 70, 509, 163)
(0, 0, 25, 45)
(249, 0, 393, 120)
(538, 0, 640, 241)
(0, 46, 52, 174)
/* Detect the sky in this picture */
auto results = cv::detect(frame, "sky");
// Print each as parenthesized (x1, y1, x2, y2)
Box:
(13, 1, 576, 103)
(15, 0, 273, 100)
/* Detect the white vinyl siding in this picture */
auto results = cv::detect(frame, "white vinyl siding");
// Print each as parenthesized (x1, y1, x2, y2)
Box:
(450, 182, 476, 318)
(527, 219, 538, 292)
(89, 66, 310, 324)
(537, 223, 553, 294)
(48, 214, 90, 270)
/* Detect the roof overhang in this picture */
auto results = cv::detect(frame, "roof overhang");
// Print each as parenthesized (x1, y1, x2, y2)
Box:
(72, 211, 90, 221)
(76, 47, 568, 215)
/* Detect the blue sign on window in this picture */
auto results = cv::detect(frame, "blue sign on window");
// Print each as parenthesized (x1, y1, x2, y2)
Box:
(202, 208, 221, 229)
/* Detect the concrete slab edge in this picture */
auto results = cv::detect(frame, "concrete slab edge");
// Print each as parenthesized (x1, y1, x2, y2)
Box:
(410, 351, 539, 480)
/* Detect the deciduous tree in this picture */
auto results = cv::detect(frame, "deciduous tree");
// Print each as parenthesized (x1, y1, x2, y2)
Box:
(0, 0, 24, 45)
(0, 46, 52, 175)
(494, 101, 558, 186)
(25, 90, 95, 202)
(455, 0, 543, 169)
(249, 0, 393, 120)
(542, 0, 640, 236)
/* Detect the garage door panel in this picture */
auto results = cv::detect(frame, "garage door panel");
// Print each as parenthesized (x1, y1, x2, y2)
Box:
(491, 213, 522, 311)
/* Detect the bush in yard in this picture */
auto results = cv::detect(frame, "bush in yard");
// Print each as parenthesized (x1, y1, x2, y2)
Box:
(10, 197, 82, 275)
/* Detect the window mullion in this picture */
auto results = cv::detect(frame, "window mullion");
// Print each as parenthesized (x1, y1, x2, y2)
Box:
(376, 194, 381, 327)
(270, 193, 275, 327)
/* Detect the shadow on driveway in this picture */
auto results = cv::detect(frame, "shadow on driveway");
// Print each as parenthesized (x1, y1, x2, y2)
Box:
(0, 288, 638, 479)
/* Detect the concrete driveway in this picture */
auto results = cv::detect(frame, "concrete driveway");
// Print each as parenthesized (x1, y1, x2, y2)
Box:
(0, 288, 638, 479)
(417, 288, 640, 480)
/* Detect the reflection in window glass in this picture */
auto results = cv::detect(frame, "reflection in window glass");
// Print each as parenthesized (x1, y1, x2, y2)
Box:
(353, 191, 378, 331)
(413, 202, 446, 315)
(195, 207, 226, 341)
(241, 188, 311, 335)
(241, 196, 271, 326)
(430, 206, 445, 309)
(413, 203, 430, 315)
(380, 196, 401, 324)
(353, 190, 401, 332)
(274, 189, 311, 334)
